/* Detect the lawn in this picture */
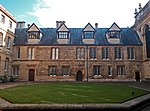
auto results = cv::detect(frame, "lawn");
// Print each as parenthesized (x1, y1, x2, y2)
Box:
(0, 82, 148, 104)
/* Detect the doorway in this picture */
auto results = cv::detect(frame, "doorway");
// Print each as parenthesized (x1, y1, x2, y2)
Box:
(76, 70, 82, 82)
(29, 69, 35, 81)
(135, 71, 140, 82)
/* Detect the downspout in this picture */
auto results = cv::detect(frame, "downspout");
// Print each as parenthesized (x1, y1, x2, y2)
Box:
(86, 45, 88, 82)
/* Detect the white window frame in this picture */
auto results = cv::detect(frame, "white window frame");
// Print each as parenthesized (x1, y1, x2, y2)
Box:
(7, 37, 11, 49)
(108, 66, 112, 76)
(77, 48, 85, 59)
(117, 66, 125, 76)
(52, 48, 59, 59)
(17, 48, 20, 59)
(49, 66, 57, 76)
(115, 47, 122, 60)
(1, 14, 5, 24)
(0, 33, 3, 46)
(102, 47, 109, 60)
(28, 48, 35, 59)
(90, 48, 96, 59)
(62, 66, 70, 76)
(93, 65, 101, 76)
(12, 66, 19, 76)
(127, 47, 135, 60)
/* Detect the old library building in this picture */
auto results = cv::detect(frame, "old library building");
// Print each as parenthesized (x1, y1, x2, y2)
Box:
(1, 1, 150, 82)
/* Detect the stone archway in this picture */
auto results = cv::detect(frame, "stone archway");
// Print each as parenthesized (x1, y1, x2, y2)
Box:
(76, 70, 82, 82)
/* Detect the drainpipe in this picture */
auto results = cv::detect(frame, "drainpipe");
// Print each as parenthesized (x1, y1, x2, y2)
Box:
(86, 45, 89, 82)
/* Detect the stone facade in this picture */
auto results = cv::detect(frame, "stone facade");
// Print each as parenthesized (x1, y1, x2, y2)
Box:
(0, 4, 16, 79)
(12, 45, 143, 82)
(133, 1, 150, 79)
(1, 1, 150, 82)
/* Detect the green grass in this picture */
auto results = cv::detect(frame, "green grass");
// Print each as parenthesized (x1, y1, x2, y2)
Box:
(0, 82, 148, 104)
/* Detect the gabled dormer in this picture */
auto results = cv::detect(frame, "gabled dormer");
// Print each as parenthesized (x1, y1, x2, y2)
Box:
(106, 22, 121, 44)
(82, 23, 96, 44)
(57, 23, 70, 44)
(27, 23, 42, 44)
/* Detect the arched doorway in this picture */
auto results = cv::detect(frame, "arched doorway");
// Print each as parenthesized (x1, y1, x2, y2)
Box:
(135, 71, 140, 82)
(76, 70, 82, 82)
(29, 69, 35, 81)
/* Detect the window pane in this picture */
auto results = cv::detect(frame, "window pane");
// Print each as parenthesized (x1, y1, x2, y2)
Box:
(84, 32, 94, 39)
(17, 48, 20, 58)
(58, 32, 68, 39)
(7, 37, 11, 48)
(28, 48, 31, 59)
(0, 33, 3, 45)
(32, 48, 35, 59)
(62, 66, 70, 76)
(56, 48, 58, 59)
(49, 66, 57, 76)
(52, 48, 55, 59)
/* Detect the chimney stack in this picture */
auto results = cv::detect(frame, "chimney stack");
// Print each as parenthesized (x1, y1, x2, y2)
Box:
(95, 23, 98, 28)
(56, 21, 65, 28)
(16, 21, 25, 28)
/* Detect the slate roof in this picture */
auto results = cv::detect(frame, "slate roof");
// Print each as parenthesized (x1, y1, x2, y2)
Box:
(14, 27, 142, 46)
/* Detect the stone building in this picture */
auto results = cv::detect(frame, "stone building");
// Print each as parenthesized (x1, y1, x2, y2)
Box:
(13, 21, 143, 82)
(1, 1, 150, 82)
(133, 1, 150, 80)
(0, 4, 17, 79)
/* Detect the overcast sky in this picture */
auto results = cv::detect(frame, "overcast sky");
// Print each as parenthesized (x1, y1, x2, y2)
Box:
(0, 0, 149, 28)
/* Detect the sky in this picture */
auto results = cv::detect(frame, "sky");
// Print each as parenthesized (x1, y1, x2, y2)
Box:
(0, 0, 149, 28)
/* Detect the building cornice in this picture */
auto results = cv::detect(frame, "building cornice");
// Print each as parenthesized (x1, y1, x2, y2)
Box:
(0, 4, 17, 23)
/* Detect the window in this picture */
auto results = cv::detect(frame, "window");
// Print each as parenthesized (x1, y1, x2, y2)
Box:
(48, 66, 57, 76)
(4, 58, 9, 71)
(127, 47, 135, 60)
(76, 48, 85, 59)
(28, 32, 40, 39)
(108, 66, 112, 76)
(1, 14, 5, 24)
(28, 48, 35, 59)
(0, 33, 3, 46)
(51, 48, 59, 59)
(12, 66, 19, 75)
(58, 32, 69, 39)
(84, 32, 94, 39)
(93, 66, 101, 76)
(108, 31, 120, 38)
(9, 20, 12, 29)
(17, 48, 20, 59)
(62, 66, 70, 76)
(102, 47, 109, 59)
(115, 47, 122, 59)
(7, 37, 11, 49)
(90, 48, 96, 59)
(117, 66, 125, 76)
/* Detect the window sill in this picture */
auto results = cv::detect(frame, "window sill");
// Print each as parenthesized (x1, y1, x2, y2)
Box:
(49, 75, 56, 76)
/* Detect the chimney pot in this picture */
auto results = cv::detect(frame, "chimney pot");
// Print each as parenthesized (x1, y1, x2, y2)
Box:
(27, 24, 30, 28)
(95, 23, 98, 28)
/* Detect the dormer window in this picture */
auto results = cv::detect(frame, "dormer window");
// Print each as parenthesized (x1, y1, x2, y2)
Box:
(27, 23, 42, 44)
(57, 23, 70, 44)
(84, 31, 94, 39)
(28, 32, 40, 39)
(58, 31, 69, 39)
(82, 23, 96, 44)
(106, 22, 121, 44)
